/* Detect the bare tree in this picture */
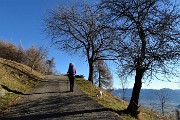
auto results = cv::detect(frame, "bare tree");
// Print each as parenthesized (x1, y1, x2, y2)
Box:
(0, 41, 18, 61)
(118, 75, 129, 100)
(46, 57, 55, 75)
(45, 2, 114, 83)
(100, 0, 180, 116)
(16, 43, 25, 63)
(94, 59, 113, 89)
(0, 40, 48, 73)
(156, 89, 170, 115)
(25, 45, 47, 73)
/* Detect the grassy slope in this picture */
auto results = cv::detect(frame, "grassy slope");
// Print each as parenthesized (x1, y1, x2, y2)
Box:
(76, 78, 174, 120)
(0, 58, 44, 112)
(0, 58, 175, 120)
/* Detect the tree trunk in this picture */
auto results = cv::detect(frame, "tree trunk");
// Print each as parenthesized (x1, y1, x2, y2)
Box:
(176, 110, 180, 120)
(98, 71, 101, 88)
(88, 62, 94, 84)
(162, 103, 164, 115)
(122, 88, 126, 100)
(126, 67, 145, 117)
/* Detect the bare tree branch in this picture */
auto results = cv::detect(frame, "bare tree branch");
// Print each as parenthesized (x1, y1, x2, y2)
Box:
(45, 2, 114, 83)
(100, 0, 180, 116)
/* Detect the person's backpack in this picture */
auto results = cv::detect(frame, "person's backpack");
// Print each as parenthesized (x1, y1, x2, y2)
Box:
(69, 66, 74, 75)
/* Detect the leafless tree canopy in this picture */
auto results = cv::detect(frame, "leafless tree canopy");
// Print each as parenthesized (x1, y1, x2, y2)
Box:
(100, 0, 180, 116)
(156, 90, 170, 115)
(46, 57, 55, 75)
(101, 0, 180, 81)
(45, 3, 114, 83)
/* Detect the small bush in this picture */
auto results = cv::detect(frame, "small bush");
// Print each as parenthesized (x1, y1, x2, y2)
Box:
(75, 75, 84, 78)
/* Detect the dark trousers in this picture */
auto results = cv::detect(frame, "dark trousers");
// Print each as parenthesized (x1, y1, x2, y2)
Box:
(68, 75, 74, 92)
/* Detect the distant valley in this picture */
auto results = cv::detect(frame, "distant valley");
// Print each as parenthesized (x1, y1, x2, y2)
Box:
(113, 88, 180, 114)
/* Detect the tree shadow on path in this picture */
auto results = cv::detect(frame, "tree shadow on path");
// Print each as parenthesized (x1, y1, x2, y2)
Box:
(1, 79, 121, 120)
(0, 108, 111, 120)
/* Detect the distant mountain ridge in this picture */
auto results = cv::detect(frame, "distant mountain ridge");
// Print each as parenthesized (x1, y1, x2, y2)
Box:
(113, 88, 180, 102)
(113, 88, 180, 112)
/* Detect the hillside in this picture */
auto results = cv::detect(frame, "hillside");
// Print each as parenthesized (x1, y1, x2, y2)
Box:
(0, 57, 43, 112)
(1, 75, 121, 120)
(0, 57, 176, 120)
(76, 79, 175, 120)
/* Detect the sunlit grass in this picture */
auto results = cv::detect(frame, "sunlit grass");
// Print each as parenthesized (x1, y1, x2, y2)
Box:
(0, 58, 43, 112)
(76, 78, 175, 120)
(0, 57, 175, 120)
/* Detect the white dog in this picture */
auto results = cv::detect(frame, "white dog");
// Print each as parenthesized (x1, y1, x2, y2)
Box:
(96, 90, 103, 97)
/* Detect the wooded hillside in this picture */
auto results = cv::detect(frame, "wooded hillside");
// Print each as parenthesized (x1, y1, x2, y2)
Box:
(0, 40, 54, 74)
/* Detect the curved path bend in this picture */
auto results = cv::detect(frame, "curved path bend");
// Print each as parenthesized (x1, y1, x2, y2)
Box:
(0, 76, 121, 120)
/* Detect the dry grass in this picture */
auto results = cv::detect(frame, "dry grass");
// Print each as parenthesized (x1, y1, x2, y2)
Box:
(76, 78, 175, 120)
(44, 75, 67, 80)
(0, 58, 43, 112)
(0, 58, 44, 79)
(0, 57, 175, 120)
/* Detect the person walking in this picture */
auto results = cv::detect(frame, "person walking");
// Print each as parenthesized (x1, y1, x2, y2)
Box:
(67, 63, 76, 92)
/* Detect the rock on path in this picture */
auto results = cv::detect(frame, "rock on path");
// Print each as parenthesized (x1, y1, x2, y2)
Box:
(0, 76, 121, 120)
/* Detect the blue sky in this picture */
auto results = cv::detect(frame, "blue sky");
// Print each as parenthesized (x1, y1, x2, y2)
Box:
(0, 0, 179, 89)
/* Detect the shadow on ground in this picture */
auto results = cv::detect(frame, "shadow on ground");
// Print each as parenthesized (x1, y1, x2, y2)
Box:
(0, 79, 121, 120)
(0, 108, 111, 120)
(1, 92, 119, 120)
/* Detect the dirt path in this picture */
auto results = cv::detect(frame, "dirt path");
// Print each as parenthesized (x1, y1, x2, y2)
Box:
(1, 76, 121, 120)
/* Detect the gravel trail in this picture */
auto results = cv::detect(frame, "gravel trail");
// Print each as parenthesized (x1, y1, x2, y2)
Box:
(0, 76, 121, 120)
